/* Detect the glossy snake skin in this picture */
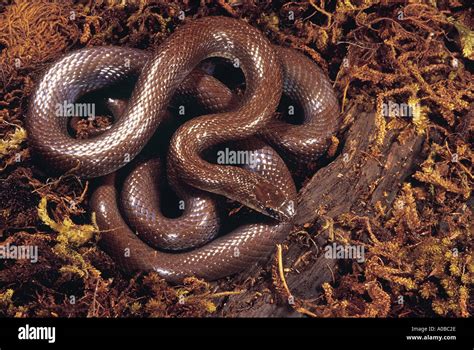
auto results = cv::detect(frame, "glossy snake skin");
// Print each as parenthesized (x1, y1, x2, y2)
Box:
(26, 17, 340, 283)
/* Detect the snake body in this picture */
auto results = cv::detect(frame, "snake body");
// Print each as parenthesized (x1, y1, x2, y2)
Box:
(26, 17, 340, 283)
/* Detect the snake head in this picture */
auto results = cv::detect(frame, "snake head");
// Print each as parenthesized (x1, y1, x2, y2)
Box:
(253, 181, 296, 222)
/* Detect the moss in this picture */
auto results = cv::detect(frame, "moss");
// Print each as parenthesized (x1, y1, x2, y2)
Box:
(0, 126, 26, 158)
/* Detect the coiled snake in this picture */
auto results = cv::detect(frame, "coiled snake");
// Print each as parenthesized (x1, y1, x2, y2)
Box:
(26, 16, 340, 283)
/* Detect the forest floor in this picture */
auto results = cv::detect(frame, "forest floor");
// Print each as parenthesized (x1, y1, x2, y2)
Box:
(0, 0, 472, 317)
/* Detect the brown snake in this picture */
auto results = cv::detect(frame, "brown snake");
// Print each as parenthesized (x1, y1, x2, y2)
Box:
(26, 17, 340, 283)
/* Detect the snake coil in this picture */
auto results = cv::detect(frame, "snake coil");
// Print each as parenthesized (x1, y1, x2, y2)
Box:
(26, 17, 340, 283)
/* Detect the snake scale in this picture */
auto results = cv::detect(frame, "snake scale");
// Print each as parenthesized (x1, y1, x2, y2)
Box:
(26, 16, 340, 283)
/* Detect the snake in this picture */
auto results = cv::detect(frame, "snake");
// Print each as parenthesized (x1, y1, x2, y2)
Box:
(26, 16, 340, 283)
